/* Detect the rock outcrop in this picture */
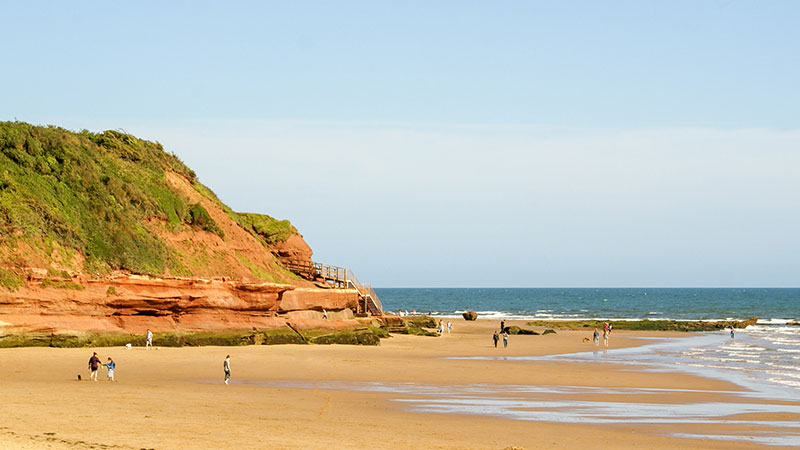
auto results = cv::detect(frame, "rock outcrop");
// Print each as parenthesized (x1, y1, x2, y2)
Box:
(0, 273, 362, 334)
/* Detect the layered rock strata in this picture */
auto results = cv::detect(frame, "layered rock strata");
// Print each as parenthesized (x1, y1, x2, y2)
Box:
(0, 273, 361, 334)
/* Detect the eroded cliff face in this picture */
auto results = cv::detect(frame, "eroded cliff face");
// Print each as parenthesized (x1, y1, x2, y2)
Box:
(0, 123, 363, 337)
(0, 272, 361, 334)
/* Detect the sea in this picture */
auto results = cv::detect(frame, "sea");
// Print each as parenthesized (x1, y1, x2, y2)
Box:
(377, 288, 800, 393)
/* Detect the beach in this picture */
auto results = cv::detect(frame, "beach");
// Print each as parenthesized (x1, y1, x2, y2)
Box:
(1, 319, 798, 449)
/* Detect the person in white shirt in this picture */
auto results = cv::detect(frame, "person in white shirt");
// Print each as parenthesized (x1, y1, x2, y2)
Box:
(223, 355, 231, 384)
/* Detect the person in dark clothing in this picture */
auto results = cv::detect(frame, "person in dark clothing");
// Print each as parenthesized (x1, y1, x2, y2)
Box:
(88, 352, 102, 381)
(500, 320, 505, 332)
(492, 331, 499, 348)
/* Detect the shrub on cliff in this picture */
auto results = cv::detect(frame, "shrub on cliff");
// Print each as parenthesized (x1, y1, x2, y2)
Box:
(233, 212, 296, 244)
(185, 203, 224, 237)
(0, 268, 23, 291)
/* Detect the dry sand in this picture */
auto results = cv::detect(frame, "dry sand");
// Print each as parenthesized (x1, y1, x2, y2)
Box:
(0, 319, 797, 449)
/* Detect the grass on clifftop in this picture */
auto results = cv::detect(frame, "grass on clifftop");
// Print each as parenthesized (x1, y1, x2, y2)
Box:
(0, 122, 297, 279)
(0, 122, 197, 275)
(231, 212, 296, 245)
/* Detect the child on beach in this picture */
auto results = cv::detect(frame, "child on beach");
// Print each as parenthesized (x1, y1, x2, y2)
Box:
(88, 352, 101, 381)
(593, 329, 599, 346)
(492, 331, 499, 348)
(223, 355, 231, 384)
(145, 329, 153, 350)
(447, 321, 452, 334)
(103, 357, 116, 381)
(502, 332, 508, 348)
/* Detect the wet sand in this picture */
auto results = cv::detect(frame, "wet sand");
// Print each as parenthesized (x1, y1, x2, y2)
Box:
(0, 319, 797, 449)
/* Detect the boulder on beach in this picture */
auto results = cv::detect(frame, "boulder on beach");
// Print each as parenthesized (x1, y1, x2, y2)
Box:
(462, 311, 478, 321)
(542, 329, 556, 335)
(506, 326, 539, 335)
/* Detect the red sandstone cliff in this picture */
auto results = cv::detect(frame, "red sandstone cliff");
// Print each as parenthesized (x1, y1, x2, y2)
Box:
(0, 124, 372, 336)
(0, 272, 362, 334)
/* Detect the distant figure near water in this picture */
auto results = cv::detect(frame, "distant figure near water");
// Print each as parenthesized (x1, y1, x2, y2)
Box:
(223, 355, 231, 384)
(593, 329, 599, 346)
(502, 331, 508, 348)
(500, 320, 505, 332)
(730, 328, 735, 339)
(447, 321, 452, 334)
(492, 331, 499, 348)
(145, 329, 153, 350)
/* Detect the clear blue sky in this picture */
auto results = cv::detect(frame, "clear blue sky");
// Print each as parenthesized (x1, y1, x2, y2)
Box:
(2, 1, 799, 287)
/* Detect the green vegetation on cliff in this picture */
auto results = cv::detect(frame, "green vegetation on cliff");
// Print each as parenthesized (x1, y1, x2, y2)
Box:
(233, 212, 296, 245)
(0, 122, 298, 280)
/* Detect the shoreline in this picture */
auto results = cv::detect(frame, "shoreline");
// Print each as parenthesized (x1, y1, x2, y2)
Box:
(1, 319, 798, 449)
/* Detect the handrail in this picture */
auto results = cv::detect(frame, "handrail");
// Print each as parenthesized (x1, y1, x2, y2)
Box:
(281, 259, 383, 316)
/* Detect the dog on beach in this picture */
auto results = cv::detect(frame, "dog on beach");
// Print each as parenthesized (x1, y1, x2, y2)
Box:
(582, 337, 591, 342)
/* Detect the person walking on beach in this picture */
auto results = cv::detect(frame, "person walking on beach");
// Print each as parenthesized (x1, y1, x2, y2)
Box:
(447, 321, 452, 334)
(145, 329, 153, 350)
(500, 320, 505, 333)
(593, 328, 599, 346)
(502, 331, 508, 348)
(493, 331, 499, 348)
(88, 352, 102, 381)
(223, 355, 231, 384)
(730, 328, 735, 339)
(103, 357, 116, 381)
(603, 329, 609, 347)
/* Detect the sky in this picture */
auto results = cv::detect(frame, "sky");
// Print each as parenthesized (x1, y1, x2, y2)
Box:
(1, 1, 799, 287)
